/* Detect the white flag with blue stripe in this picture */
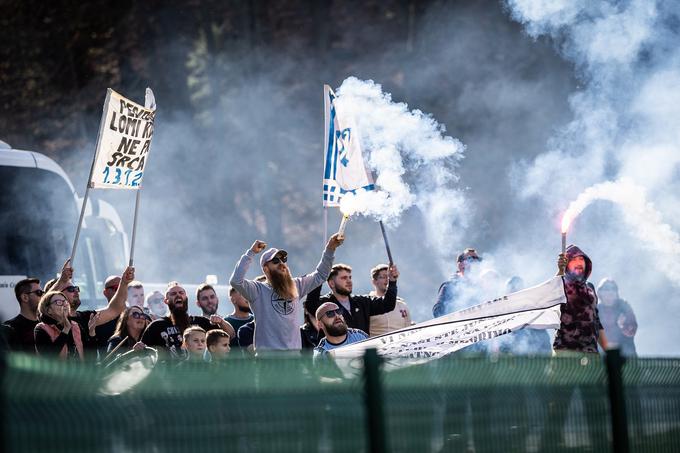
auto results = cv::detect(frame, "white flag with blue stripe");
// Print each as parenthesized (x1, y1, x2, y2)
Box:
(322, 84, 374, 207)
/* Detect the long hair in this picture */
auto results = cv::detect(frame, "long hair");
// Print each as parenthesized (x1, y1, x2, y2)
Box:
(112, 306, 147, 343)
(37, 290, 67, 320)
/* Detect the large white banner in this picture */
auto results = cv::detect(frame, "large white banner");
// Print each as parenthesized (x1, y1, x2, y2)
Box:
(90, 89, 156, 190)
(322, 84, 374, 207)
(331, 276, 566, 374)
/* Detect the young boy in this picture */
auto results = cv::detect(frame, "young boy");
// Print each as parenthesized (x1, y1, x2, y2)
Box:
(206, 329, 231, 361)
(181, 326, 207, 362)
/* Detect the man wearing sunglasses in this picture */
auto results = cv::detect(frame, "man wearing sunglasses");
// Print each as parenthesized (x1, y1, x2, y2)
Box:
(305, 262, 400, 336)
(313, 302, 367, 358)
(3, 278, 42, 352)
(229, 233, 344, 351)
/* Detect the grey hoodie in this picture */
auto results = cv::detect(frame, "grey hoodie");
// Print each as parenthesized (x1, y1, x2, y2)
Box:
(229, 247, 335, 350)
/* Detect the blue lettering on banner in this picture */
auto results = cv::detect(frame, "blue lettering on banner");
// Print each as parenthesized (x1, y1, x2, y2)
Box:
(102, 166, 143, 187)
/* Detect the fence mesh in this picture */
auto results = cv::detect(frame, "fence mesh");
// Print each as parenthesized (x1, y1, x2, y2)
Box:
(2, 352, 679, 452)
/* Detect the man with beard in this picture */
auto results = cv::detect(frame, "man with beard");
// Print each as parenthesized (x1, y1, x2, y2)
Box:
(305, 263, 399, 335)
(229, 233, 344, 351)
(142, 282, 233, 359)
(226, 287, 254, 347)
(3, 278, 42, 353)
(196, 283, 219, 317)
(195, 284, 236, 338)
(313, 302, 367, 357)
(540, 247, 611, 451)
(553, 245, 609, 353)
(53, 260, 134, 355)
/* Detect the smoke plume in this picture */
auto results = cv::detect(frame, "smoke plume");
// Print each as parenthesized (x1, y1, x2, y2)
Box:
(334, 77, 468, 262)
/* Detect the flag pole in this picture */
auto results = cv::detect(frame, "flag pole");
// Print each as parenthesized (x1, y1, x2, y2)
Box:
(378, 220, 394, 265)
(323, 206, 328, 245)
(129, 190, 141, 266)
(70, 88, 112, 266)
(128, 88, 156, 267)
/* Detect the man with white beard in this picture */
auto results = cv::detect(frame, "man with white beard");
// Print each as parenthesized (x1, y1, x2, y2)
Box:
(229, 234, 344, 351)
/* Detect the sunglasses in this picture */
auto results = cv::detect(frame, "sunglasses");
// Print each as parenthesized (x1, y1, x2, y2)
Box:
(51, 298, 68, 307)
(130, 311, 147, 320)
(323, 308, 343, 319)
(106, 284, 119, 291)
(270, 256, 287, 265)
(26, 289, 45, 297)
(64, 286, 80, 293)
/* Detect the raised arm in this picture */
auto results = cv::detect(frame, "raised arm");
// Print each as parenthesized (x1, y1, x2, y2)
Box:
(297, 233, 343, 297)
(96, 266, 134, 325)
(229, 240, 267, 303)
(368, 264, 399, 316)
(53, 259, 73, 292)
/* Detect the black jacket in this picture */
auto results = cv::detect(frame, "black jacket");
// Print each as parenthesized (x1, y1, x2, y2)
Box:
(306, 281, 397, 334)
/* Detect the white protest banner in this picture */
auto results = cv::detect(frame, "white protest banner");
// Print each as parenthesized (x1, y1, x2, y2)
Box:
(331, 276, 566, 375)
(90, 89, 156, 190)
(322, 84, 374, 207)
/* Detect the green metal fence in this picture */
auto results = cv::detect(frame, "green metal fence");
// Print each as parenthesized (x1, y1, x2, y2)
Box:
(2, 350, 679, 452)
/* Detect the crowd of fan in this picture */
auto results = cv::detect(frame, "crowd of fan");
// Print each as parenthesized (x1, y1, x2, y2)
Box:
(1, 234, 407, 366)
(1, 235, 639, 368)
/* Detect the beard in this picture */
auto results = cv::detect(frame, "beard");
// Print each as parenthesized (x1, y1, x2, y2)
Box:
(325, 321, 348, 337)
(169, 296, 189, 332)
(566, 268, 586, 283)
(335, 286, 352, 297)
(268, 267, 299, 301)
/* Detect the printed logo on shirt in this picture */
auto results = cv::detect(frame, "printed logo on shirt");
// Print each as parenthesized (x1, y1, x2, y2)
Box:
(271, 294, 294, 316)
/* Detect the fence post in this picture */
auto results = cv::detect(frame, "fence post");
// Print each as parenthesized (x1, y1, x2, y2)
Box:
(363, 348, 388, 453)
(605, 348, 629, 453)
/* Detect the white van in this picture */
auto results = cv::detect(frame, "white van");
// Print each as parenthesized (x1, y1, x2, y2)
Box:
(0, 141, 129, 320)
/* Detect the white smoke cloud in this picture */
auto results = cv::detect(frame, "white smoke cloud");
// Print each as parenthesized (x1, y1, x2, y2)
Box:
(334, 77, 468, 263)
(505, 0, 680, 353)
(563, 178, 680, 284)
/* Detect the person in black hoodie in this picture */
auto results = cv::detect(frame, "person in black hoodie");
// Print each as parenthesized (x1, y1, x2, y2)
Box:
(541, 245, 610, 451)
(553, 245, 608, 353)
(305, 263, 399, 335)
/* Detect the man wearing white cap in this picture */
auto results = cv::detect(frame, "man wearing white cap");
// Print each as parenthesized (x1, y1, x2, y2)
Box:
(229, 233, 344, 351)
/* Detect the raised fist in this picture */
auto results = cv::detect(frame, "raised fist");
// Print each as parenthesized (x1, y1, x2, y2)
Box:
(250, 240, 267, 254)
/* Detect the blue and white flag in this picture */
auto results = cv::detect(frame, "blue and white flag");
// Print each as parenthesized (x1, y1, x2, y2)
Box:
(322, 85, 374, 207)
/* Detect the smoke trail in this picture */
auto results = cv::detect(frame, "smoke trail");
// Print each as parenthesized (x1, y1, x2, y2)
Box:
(505, 0, 679, 203)
(504, 0, 680, 353)
(334, 77, 468, 261)
(564, 178, 680, 284)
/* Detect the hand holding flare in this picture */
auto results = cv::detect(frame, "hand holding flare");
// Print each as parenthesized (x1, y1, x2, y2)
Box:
(558, 211, 574, 276)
